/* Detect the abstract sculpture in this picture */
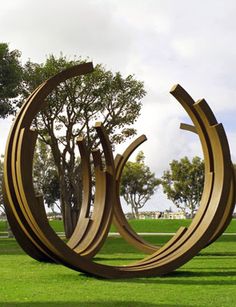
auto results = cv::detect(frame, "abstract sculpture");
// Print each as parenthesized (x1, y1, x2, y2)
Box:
(3, 62, 235, 278)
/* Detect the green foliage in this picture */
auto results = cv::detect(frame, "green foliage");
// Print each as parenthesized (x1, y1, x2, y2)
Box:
(21, 54, 146, 237)
(22, 54, 145, 147)
(161, 156, 204, 217)
(0, 43, 22, 117)
(120, 151, 160, 218)
(33, 140, 60, 211)
(0, 156, 4, 213)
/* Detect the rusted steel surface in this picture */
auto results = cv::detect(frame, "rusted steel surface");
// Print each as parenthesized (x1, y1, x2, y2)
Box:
(3, 64, 235, 278)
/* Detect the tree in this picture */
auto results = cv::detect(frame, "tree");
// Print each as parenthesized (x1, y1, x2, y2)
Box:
(120, 151, 160, 219)
(0, 43, 22, 117)
(0, 156, 4, 214)
(160, 156, 204, 218)
(33, 140, 60, 213)
(21, 54, 146, 237)
(0, 155, 13, 237)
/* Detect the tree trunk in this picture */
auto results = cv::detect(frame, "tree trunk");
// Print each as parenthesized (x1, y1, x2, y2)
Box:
(134, 206, 139, 219)
(189, 200, 194, 219)
(60, 174, 72, 238)
(61, 194, 81, 239)
(60, 172, 82, 239)
(63, 202, 73, 238)
(131, 205, 135, 219)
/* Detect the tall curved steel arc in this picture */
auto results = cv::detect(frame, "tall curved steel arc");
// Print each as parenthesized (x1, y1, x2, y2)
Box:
(180, 122, 236, 246)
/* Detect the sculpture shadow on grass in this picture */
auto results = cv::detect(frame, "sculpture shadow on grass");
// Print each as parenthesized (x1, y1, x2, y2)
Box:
(106, 271, 236, 286)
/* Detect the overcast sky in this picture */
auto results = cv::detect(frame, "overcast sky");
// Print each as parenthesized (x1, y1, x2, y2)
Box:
(1, 0, 236, 212)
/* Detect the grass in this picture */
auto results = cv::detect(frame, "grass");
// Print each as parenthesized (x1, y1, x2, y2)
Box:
(110, 218, 192, 233)
(51, 218, 236, 233)
(111, 218, 236, 233)
(1, 218, 236, 235)
(0, 232, 236, 306)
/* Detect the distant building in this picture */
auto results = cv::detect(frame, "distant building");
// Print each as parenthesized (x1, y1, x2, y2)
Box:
(125, 213, 134, 220)
(139, 211, 162, 220)
(47, 213, 62, 220)
(125, 211, 162, 220)
(162, 211, 186, 219)
(123, 210, 187, 220)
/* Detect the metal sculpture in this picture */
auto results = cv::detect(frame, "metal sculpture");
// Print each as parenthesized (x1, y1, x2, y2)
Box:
(3, 63, 236, 278)
(180, 122, 236, 246)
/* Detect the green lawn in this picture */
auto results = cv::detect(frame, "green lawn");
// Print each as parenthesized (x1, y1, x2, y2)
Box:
(110, 218, 192, 233)
(1, 218, 236, 235)
(0, 219, 8, 232)
(111, 218, 236, 233)
(0, 233, 236, 306)
(53, 218, 236, 233)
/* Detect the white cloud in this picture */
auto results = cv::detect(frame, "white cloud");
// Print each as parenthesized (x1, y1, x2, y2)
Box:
(172, 38, 196, 58)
